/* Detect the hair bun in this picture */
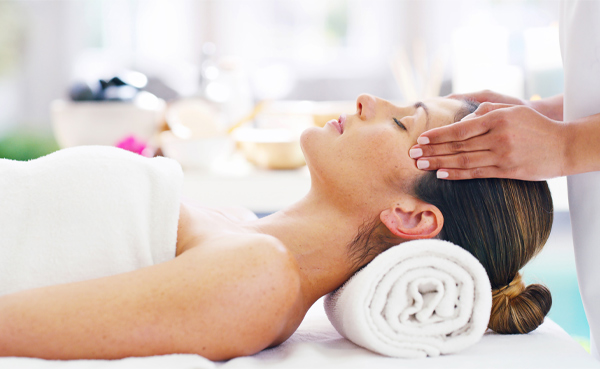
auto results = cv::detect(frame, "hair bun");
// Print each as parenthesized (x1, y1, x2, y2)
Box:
(488, 273, 552, 334)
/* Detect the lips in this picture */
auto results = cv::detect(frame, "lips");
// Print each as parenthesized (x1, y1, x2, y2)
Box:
(327, 114, 346, 134)
(338, 114, 346, 133)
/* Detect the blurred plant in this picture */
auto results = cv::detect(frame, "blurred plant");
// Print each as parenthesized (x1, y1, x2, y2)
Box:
(325, 0, 348, 46)
(0, 129, 60, 161)
(0, 2, 25, 76)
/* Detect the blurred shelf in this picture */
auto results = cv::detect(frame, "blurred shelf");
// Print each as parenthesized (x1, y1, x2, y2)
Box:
(181, 158, 311, 214)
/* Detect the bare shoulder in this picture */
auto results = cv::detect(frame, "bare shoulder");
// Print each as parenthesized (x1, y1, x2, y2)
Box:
(190, 232, 299, 278)
(194, 233, 302, 313)
(180, 233, 303, 356)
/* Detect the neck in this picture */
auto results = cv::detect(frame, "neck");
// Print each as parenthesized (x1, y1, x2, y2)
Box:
(246, 190, 372, 309)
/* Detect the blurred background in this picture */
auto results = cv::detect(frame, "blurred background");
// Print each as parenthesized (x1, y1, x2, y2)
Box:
(0, 0, 585, 349)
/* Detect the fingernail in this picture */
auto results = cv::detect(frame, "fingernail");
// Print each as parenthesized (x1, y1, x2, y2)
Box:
(417, 136, 430, 145)
(437, 170, 449, 179)
(417, 160, 430, 169)
(461, 113, 475, 121)
(409, 148, 423, 158)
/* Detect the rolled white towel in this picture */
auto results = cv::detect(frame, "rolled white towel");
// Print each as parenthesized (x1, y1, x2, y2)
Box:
(324, 239, 492, 358)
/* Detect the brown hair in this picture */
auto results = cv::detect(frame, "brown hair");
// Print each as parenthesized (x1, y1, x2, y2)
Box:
(489, 273, 552, 334)
(414, 173, 553, 334)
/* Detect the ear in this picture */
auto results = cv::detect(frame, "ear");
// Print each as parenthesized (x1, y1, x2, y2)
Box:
(379, 199, 444, 240)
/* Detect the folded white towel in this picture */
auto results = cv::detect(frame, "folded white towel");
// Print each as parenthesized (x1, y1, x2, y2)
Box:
(324, 239, 492, 359)
(0, 146, 183, 296)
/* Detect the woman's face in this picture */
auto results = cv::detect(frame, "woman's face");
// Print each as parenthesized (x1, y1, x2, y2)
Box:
(300, 94, 466, 208)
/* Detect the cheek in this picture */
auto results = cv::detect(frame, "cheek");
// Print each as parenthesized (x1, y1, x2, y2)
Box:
(352, 133, 419, 178)
(349, 131, 402, 163)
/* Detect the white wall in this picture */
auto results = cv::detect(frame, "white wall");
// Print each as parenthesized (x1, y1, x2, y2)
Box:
(0, 0, 561, 132)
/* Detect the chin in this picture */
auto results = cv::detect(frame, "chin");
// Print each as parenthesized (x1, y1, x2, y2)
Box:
(299, 126, 330, 180)
(299, 127, 319, 164)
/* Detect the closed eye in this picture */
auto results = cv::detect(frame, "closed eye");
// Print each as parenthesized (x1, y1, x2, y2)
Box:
(393, 118, 407, 131)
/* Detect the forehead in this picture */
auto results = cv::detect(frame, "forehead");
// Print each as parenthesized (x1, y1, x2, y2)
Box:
(421, 97, 466, 129)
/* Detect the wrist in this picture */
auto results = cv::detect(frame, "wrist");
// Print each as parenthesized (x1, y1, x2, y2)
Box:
(528, 95, 563, 121)
(560, 120, 592, 176)
(559, 121, 575, 177)
(560, 113, 600, 176)
(528, 99, 549, 118)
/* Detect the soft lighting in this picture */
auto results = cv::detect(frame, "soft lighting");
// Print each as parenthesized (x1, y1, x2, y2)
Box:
(133, 91, 161, 110)
(125, 71, 148, 89)
(205, 82, 231, 103)
(204, 65, 220, 80)
(530, 94, 542, 101)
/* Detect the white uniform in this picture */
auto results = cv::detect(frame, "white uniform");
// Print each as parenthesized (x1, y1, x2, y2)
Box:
(561, 0, 600, 360)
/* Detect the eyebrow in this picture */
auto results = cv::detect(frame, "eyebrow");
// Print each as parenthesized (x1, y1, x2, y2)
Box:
(414, 101, 430, 130)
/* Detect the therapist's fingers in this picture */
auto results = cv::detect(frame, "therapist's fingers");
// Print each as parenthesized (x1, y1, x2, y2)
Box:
(410, 135, 490, 159)
(416, 102, 513, 145)
(415, 116, 486, 145)
(415, 151, 497, 172)
(472, 102, 515, 116)
(435, 166, 505, 180)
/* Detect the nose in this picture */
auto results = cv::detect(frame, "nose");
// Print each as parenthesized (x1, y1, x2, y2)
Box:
(356, 94, 377, 121)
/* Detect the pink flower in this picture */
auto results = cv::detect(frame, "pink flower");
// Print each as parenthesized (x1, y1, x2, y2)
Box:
(115, 135, 153, 157)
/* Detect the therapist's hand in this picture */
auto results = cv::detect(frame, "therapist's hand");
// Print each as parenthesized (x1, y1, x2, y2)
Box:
(409, 102, 567, 181)
(447, 89, 564, 120)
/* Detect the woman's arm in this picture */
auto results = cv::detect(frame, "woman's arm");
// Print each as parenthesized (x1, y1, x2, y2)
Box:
(0, 233, 301, 361)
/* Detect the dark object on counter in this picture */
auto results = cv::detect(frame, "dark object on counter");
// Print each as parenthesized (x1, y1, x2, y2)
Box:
(144, 77, 179, 101)
(69, 80, 103, 101)
(107, 76, 127, 87)
(69, 70, 151, 102)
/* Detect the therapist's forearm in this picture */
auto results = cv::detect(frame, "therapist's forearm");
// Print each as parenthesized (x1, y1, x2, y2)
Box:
(564, 111, 600, 176)
(530, 94, 563, 121)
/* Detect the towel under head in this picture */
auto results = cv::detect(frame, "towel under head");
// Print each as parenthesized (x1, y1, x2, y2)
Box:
(324, 239, 492, 358)
(0, 146, 183, 296)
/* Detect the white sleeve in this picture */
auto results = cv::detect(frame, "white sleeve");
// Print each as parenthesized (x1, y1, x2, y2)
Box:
(561, 0, 600, 360)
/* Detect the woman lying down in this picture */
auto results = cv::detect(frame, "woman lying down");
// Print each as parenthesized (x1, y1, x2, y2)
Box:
(0, 94, 552, 361)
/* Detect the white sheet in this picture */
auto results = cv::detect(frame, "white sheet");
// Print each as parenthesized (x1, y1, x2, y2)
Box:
(0, 355, 215, 369)
(2, 299, 598, 368)
(220, 299, 599, 369)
